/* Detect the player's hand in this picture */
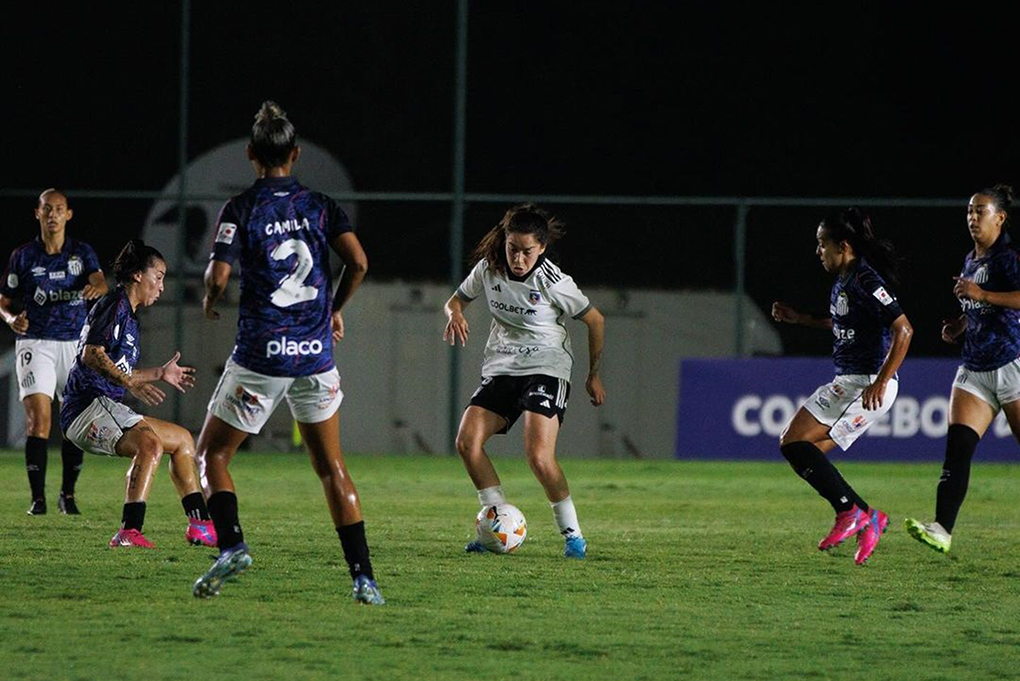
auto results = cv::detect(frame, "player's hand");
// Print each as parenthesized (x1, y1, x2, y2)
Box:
(202, 295, 220, 321)
(7, 311, 28, 335)
(160, 351, 196, 393)
(861, 379, 887, 411)
(586, 373, 606, 406)
(331, 310, 345, 342)
(129, 380, 166, 406)
(952, 276, 984, 302)
(444, 312, 469, 347)
(771, 301, 800, 324)
(81, 284, 103, 300)
(941, 316, 966, 344)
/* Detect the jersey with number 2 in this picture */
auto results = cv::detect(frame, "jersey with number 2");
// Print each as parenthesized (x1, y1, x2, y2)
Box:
(210, 177, 352, 377)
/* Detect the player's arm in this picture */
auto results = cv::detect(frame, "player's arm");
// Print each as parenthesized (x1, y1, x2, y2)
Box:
(328, 232, 369, 342)
(862, 314, 913, 410)
(443, 293, 471, 347)
(203, 260, 232, 320)
(953, 276, 1020, 309)
(0, 294, 27, 334)
(82, 344, 166, 406)
(579, 306, 606, 406)
(771, 301, 833, 329)
(82, 271, 108, 300)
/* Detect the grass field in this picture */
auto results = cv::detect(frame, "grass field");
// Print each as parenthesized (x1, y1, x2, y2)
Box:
(2, 450, 1019, 681)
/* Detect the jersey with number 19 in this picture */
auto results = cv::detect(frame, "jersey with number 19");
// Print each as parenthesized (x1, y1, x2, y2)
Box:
(456, 256, 592, 381)
(210, 177, 352, 377)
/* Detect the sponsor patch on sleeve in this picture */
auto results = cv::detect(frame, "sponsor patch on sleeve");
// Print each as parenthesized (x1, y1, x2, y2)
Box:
(7, 273, 18, 288)
(872, 286, 895, 306)
(215, 222, 238, 245)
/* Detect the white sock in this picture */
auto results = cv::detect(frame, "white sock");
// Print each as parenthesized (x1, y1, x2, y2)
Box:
(477, 485, 507, 507)
(551, 496, 582, 539)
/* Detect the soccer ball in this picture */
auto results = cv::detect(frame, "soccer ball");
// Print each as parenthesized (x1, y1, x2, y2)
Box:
(475, 504, 528, 553)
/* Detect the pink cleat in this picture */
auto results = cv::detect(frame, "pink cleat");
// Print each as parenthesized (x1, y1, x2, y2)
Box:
(818, 505, 870, 551)
(854, 509, 889, 565)
(186, 519, 218, 547)
(109, 528, 156, 549)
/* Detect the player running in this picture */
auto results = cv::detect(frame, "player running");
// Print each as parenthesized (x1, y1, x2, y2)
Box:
(906, 184, 1020, 554)
(772, 207, 913, 565)
(193, 101, 381, 604)
(444, 203, 606, 559)
(60, 240, 216, 549)
(1, 189, 107, 515)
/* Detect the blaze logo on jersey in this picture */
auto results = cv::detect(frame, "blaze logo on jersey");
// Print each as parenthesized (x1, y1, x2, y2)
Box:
(872, 287, 894, 306)
(114, 356, 132, 375)
(68, 257, 83, 276)
(33, 287, 47, 305)
(266, 336, 324, 358)
(215, 222, 238, 245)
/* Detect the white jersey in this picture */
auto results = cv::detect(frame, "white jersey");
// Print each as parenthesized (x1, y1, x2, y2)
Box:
(456, 257, 592, 380)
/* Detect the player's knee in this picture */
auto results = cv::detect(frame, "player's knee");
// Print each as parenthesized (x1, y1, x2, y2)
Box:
(138, 431, 164, 462)
(455, 433, 480, 459)
(526, 454, 558, 482)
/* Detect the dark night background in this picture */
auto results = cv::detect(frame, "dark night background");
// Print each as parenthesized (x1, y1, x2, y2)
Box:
(2, 3, 1017, 358)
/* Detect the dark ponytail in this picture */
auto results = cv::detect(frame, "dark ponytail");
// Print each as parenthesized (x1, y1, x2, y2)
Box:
(470, 203, 566, 276)
(819, 207, 901, 288)
(977, 183, 1015, 230)
(112, 239, 165, 283)
(250, 100, 296, 168)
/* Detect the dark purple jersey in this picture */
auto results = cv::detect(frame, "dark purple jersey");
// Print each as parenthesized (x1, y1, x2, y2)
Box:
(209, 177, 352, 377)
(830, 258, 904, 375)
(60, 287, 140, 432)
(1, 237, 101, 341)
(958, 232, 1020, 372)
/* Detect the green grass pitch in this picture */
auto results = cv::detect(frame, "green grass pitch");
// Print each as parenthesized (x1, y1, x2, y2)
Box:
(2, 451, 1019, 681)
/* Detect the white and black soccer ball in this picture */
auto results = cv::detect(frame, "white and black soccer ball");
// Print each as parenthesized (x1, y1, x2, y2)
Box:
(475, 503, 527, 554)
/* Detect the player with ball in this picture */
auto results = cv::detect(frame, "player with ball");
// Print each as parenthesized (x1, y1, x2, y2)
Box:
(444, 204, 606, 558)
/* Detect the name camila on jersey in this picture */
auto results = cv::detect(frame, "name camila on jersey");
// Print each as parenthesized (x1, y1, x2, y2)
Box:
(264, 217, 310, 236)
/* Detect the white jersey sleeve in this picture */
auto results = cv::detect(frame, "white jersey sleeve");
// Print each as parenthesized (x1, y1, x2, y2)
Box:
(456, 260, 487, 301)
(546, 274, 592, 320)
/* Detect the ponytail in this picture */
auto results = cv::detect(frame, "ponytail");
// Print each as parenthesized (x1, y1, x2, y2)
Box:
(819, 207, 901, 288)
(112, 239, 165, 283)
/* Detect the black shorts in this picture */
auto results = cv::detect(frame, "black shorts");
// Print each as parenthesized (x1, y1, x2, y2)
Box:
(469, 374, 570, 434)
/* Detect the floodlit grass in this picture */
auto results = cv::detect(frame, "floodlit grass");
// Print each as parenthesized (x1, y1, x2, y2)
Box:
(1, 450, 1019, 681)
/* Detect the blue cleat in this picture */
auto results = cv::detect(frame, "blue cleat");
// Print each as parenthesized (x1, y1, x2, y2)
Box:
(352, 575, 385, 605)
(564, 536, 587, 559)
(192, 543, 252, 598)
(464, 540, 489, 554)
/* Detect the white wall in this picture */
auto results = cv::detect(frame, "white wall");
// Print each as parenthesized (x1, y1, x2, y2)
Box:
(127, 281, 780, 459)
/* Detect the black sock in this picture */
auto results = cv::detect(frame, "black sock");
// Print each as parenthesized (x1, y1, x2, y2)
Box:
(337, 521, 374, 580)
(60, 439, 84, 497)
(935, 424, 981, 534)
(181, 492, 211, 521)
(121, 502, 147, 531)
(25, 436, 47, 500)
(208, 491, 244, 549)
(780, 441, 865, 513)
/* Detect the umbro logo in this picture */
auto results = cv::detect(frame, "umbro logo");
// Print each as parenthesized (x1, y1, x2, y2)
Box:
(491, 284, 501, 292)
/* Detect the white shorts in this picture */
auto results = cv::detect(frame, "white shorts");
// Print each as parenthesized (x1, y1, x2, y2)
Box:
(63, 395, 145, 457)
(952, 358, 1020, 412)
(207, 358, 344, 434)
(803, 374, 899, 451)
(15, 338, 78, 402)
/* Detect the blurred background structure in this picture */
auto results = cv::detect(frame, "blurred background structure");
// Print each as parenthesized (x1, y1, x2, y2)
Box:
(2, 3, 1018, 459)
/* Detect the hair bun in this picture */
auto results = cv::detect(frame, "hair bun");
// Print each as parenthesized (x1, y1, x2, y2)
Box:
(993, 183, 1015, 207)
